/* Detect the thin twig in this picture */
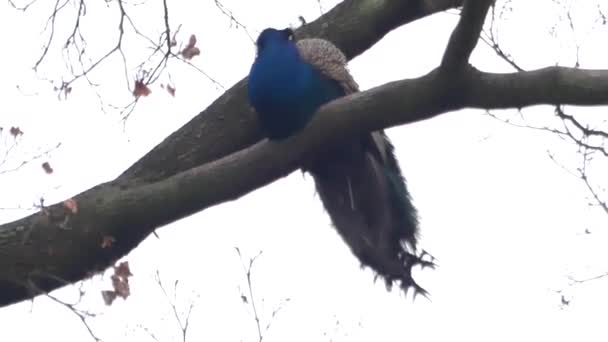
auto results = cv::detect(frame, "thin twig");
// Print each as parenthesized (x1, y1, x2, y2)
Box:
(155, 271, 196, 342)
(235, 247, 264, 342)
(568, 271, 608, 284)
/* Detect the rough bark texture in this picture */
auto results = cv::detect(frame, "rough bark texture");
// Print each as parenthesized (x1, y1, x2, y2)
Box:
(0, 0, 465, 308)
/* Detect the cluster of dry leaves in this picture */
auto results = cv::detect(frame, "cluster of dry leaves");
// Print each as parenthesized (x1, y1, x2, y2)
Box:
(9, 126, 24, 137)
(102, 261, 133, 306)
(2, 126, 54, 175)
(132, 34, 200, 98)
(56, 197, 128, 306)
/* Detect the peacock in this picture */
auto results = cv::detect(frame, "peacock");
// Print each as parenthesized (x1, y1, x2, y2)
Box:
(248, 27, 433, 296)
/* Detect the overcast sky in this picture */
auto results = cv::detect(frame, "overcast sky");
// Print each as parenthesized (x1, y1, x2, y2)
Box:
(0, 0, 607, 341)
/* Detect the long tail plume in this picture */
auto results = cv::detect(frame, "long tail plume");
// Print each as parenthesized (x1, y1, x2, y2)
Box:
(309, 131, 434, 297)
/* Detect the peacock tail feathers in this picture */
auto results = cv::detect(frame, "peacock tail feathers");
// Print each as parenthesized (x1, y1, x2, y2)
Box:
(293, 36, 434, 296)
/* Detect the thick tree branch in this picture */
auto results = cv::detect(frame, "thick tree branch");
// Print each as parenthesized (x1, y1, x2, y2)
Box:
(120, 0, 464, 184)
(2, 65, 608, 308)
(465, 67, 608, 108)
(441, 0, 493, 70)
(0, 0, 464, 309)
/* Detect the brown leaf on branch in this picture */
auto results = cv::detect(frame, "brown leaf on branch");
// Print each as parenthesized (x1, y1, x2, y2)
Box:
(133, 79, 152, 98)
(63, 198, 78, 214)
(101, 235, 115, 248)
(9, 127, 23, 137)
(42, 162, 53, 174)
(181, 34, 201, 60)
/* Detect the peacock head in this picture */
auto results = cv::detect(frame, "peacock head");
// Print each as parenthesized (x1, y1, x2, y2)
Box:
(255, 28, 295, 54)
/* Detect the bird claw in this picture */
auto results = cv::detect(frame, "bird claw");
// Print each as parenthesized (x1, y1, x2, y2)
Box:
(364, 248, 435, 300)
(396, 250, 435, 299)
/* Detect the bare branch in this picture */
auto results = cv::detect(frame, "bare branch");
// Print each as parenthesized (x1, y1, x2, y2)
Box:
(137, 324, 162, 342)
(599, 4, 607, 25)
(45, 293, 103, 342)
(0, 142, 62, 175)
(485, 110, 569, 138)
(235, 248, 289, 342)
(479, 9, 525, 72)
(21, 0, 222, 117)
(581, 170, 608, 214)
(555, 107, 608, 158)
(236, 248, 264, 342)
(514, 105, 608, 217)
(569, 271, 608, 285)
(213, 0, 254, 43)
(170, 52, 225, 90)
(577, 146, 608, 215)
(28, 280, 103, 342)
(7, 0, 37, 11)
(557, 109, 608, 140)
(478, 10, 608, 218)
(33, 0, 67, 71)
(162, 0, 172, 55)
(441, 0, 494, 70)
(155, 271, 196, 342)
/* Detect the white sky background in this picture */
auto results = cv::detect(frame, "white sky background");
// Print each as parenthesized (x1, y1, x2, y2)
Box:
(0, 0, 608, 341)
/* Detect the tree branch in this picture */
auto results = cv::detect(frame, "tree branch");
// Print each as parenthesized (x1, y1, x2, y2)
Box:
(119, 0, 464, 184)
(441, 0, 493, 70)
(0, 0, 464, 309)
(1, 64, 608, 308)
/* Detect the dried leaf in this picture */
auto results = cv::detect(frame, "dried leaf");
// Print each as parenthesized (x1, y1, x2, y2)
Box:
(102, 290, 117, 306)
(115, 261, 132, 278)
(181, 34, 201, 60)
(63, 198, 78, 214)
(101, 235, 115, 248)
(111, 274, 130, 299)
(9, 127, 23, 137)
(101, 261, 133, 304)
(133, 79, 151, 98)
(182, 47, 200, 60)
(42, 162, 53, 174)
(166, 84, 176, 97)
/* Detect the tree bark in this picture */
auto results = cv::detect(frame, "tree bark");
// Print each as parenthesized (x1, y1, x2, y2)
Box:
(0, 0, 465, 308)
